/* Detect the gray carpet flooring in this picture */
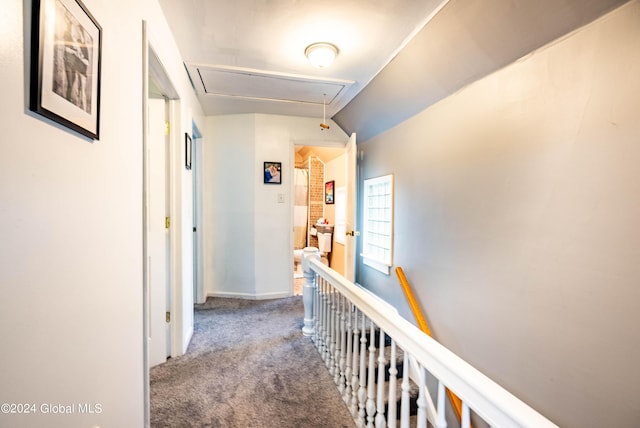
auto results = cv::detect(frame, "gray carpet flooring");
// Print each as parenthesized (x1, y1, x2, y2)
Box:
(150, 296, 355, 427)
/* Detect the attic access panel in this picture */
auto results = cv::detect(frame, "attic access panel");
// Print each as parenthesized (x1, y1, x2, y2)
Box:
(196, 65, 351, 105)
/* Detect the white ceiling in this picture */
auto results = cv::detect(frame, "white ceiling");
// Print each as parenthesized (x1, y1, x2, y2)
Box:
(158, 0, 630, 141)
(157, 0, 448, 118)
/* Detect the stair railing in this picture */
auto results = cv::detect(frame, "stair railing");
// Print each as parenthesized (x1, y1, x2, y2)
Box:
(396, 266, 468, 427)
(301, 248, 558, 428)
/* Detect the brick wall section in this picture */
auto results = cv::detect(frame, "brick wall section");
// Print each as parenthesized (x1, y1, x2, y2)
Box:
(308, 157, 324, 248)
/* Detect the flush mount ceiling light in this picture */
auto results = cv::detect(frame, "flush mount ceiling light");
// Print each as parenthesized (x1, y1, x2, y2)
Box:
(305, 43, 339, 68)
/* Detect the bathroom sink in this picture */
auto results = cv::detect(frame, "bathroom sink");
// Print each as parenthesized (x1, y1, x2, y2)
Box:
(315, 225, 334, 234)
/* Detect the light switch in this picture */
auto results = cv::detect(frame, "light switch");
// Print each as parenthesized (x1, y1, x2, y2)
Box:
(278, 193, 285, 203)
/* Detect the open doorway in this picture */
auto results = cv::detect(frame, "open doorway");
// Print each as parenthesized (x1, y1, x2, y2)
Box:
(143, 20, 187, 425)
(145, 41, 181, 368)
(292, 145, 345, 295)
(191, 122, 204, 304)
(147, 94, 171, 367)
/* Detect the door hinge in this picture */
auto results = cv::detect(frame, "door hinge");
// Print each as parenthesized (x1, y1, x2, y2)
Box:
(346, 230, 361, 237)
(165, 217, 170, 229)
(164, 121, 170, 135)
(166, 312, 171, 323)
(193, 227, 197, 232)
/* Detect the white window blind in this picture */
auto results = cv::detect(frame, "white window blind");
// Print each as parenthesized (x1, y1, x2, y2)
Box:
(361, 174, 393, 274)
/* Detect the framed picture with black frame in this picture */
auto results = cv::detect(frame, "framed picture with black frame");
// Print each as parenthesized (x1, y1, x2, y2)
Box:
(325, 180, 335, 204)
(30, 0, 102, 140)
(264, 162, 281, 184)
(185, 133, 192, 170)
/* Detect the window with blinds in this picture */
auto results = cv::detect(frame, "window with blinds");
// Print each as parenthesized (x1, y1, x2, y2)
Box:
(361, 174, 394, 274)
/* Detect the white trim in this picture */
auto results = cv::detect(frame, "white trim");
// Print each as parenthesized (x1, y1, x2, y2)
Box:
(206, 291, 292, 300)
(361, 174, 394, 270)
(308, 258, 559, 428)
(142, 20, 150, 427)
(362, 254, 391, 275)
(334, 186, 346, 245)
(182, 325, 193, 354)
(354, 282, 399, 315)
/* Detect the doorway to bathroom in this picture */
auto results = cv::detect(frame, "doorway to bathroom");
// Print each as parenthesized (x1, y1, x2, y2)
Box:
(292, 145, 346, 295)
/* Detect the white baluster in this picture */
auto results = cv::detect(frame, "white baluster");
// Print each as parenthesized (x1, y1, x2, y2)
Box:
(436, 381, 447, 428)
(322, 279, 330, 362)
(400, 351, 410, 428)
(314, 274, 321, 346)
(357, 312, 368, 428)
(313, 277, 320, 347)
(301, 248, 319, 336)
(366, 320, 377, 428)
(333, 289, 343, 384)
(317, 278, 325, 356)
(375, 328, 387, 428)
(328, 286, 336, 374)
(322, 278, 331, 365)
(387, 340, 397, 428)
(416, 356, 439, 427)
(338, 295, 347, 395)
(462, 402, 470, 428)
(342, 302, 353, 407)
(417, 365, 427, 428)
(351, 307, 361, 417)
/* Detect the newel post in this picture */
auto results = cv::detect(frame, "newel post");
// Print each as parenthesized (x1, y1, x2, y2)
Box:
(302, 247, 320, 336)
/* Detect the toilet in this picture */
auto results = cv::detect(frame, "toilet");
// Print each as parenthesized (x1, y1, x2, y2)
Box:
(293, 247, 328, 272)
(294, 225, 332, 272)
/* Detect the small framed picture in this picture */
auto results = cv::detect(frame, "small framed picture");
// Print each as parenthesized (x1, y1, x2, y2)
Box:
(30, 0, 102, 139)
(185, 133, 192, 170)
(264, 162, 282, 184)
(325, 180, 335, 204)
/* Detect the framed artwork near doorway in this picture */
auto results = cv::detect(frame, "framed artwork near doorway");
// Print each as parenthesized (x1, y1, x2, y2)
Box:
(30, 0, 102, 140)
(325, 180, 335, 204)
(264, 162, 282, 184)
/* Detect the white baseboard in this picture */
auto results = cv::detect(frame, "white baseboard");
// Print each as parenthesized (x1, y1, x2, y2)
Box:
(182, 325, 194, 354)
(206, 290, 292, 300)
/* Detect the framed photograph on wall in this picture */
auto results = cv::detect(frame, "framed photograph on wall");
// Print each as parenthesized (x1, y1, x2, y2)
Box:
(185, 133, 192, 170)
(264, 162, 282, 184)
(325, 180, 335, 204)
(30, 0, 102, 139)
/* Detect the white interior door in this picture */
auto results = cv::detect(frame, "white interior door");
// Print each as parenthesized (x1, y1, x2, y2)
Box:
(344, 133, 357, 282)
(148, 98, 169, 367)
(192, 134, 198, 302)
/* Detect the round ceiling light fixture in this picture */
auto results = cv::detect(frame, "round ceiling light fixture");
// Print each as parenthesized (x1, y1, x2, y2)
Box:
(305, 42, 339, 68)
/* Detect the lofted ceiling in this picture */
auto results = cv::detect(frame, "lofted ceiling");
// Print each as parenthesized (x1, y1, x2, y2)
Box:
(157, 0, 448, 118)
(158, 0, 630, 142)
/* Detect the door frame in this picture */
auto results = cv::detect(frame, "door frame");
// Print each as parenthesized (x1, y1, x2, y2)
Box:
(289, 135, 357, 293)
(146, 97, 170, 368)
(142, 20, 183, 427)
(191, 122, 205, 304)
(344, 133, 358, 282)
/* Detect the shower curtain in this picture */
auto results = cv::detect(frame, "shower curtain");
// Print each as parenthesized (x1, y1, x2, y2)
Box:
(293, 168, 308, 249)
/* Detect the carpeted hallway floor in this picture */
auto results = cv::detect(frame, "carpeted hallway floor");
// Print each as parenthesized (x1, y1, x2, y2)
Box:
(150, 296, 355, 427)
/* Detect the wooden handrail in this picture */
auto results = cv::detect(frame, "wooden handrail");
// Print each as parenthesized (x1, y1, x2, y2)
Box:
(395, 266, 470, 427)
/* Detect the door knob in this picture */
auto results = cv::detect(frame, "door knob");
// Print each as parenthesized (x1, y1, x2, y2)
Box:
(346, 230, 360, 237)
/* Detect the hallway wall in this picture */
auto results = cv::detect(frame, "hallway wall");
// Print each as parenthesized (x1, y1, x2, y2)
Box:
(356, 2, 640, 427)
(0, 0, 203, 426)
(204, 114, 348, 298)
